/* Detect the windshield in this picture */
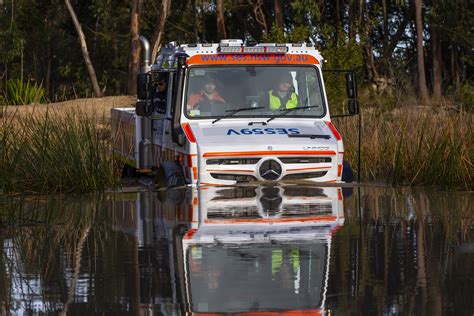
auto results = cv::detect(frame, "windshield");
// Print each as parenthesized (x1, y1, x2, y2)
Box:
(184, 66, 326, 119)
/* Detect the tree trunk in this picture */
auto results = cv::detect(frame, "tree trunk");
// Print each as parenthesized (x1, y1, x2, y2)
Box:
(414, 0, 428, 103)
(382, 0, 388, 46)
(254, 0, 268, 35)
(127, 0, 142, 95)
(216, 0, 227, 39)
(65, 0, 102, 98)
(431, 26, 442, 99)
(274, 0, 284, 29)
(151, 0, 171, 63)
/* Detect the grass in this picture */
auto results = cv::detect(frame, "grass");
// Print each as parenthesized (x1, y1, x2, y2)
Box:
(335, 106, 473, 190)
(3, 79, 46, 105)
(0, 96, 472, 193)
(0, 106, 120, 194)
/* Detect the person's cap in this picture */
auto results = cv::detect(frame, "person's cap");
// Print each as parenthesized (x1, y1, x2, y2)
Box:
(157, 73, 167, 83)
(278, 73, 293, 84)
(203, 73, 218, 84)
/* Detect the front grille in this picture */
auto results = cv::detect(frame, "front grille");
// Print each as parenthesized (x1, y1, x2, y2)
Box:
(211, 173, 257, 182)
(207, 158, 260, 165)
(282, 171, 327, 180)
(279, 157, 332, 164)
(207, 207, 260, 219)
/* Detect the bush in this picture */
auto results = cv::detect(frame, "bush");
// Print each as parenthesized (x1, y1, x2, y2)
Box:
(447, 82, 474, 111)
(3, 79, 46, 105)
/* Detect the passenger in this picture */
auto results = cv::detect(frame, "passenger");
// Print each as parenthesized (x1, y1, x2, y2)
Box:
(259, 73, 298, 110)
(187, 74, 225, 111)
(152, 74, 168, 114)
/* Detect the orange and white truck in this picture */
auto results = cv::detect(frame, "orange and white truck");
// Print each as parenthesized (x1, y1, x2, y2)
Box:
(112, 37, 359, 187)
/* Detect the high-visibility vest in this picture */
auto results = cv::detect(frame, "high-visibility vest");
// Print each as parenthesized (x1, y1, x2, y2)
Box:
(268, 90, 298, 110)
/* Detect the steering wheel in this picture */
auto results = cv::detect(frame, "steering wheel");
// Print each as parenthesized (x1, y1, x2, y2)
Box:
(196, 98, 227, 113)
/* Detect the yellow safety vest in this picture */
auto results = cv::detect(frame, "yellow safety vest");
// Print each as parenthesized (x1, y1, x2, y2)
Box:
(268, 90, 298, 110)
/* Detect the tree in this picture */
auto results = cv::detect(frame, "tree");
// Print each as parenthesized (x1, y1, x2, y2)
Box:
(127, 0, 142, 95)
(414, 0, 428, 103)
(151, 0, 171, 63)
(216, 0, 227, 39)
(64, 0, 102, 98)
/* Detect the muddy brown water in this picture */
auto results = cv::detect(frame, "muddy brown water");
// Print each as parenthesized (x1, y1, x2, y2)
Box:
(0, 185, 472, 315)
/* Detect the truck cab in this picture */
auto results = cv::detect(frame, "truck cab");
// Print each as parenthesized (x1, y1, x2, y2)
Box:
(112, 38, 359, 186)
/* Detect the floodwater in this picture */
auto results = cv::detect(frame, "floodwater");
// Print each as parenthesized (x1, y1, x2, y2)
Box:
(0, 185, 472, 315)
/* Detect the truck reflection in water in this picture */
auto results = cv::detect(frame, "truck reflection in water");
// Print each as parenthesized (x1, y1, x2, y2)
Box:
(122, 185, 344, 315)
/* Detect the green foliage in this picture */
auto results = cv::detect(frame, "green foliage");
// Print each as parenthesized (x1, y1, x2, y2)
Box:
(447, 82, 474, 111)
(262, 24, 286, 43)
(321, 28, 364, 115)
(4, 79, 46, 105)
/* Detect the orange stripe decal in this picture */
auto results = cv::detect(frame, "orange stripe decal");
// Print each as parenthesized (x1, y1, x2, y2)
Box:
(204, 216, 337, 224)
(203, 150, 335, 158)
(192, 167, 198, 180)
(183, 228, 197, 240)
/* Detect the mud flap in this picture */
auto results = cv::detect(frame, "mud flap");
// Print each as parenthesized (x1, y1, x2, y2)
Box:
(160, 161, 187, 188)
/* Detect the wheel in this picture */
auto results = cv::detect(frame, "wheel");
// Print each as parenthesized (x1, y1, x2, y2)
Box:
(121, 163, 137, 178)
(155, 166, 166, 188)
(341, 160, 354, 183)
(158, 161, 187, 188)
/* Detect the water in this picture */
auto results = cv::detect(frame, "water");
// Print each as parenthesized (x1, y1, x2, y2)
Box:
(0, 185, 472, 315)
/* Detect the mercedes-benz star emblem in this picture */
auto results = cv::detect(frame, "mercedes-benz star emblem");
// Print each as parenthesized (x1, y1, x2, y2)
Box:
(259, 159, 282, 181)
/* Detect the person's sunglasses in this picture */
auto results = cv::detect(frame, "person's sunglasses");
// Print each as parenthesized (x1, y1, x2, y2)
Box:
(157, 81, 166, 86)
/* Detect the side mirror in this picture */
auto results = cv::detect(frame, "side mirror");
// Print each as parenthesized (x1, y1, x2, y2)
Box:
(348, 99, 359, 115)
(345, 72, 357, 99)
(136, 100, 153, 116)
(137, 73, 150, 100)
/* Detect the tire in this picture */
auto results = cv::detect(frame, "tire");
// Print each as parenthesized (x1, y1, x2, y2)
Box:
(121, 164, 137, 178)
(159, 161, 187, 188)
(341, 160, 354, 183)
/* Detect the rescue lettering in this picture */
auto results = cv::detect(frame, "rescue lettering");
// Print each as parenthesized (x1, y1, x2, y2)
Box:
(226, 128, 300, 135)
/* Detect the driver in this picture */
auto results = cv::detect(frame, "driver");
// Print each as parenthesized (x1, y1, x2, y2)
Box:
(187, 73, 225, 110)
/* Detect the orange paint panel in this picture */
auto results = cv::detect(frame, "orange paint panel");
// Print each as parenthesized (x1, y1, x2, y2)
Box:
(204, 216, 337, 224)
(203, 150, 336, 158)
(187, 54, 319, 66)
(192, 167, 198, 180)
(337, 164, 342, 177)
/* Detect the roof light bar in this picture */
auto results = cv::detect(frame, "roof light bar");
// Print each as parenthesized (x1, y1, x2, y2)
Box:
(219, 46, 243, 53)
(218, 46, 288, 54)
(265, 46, 288, 53)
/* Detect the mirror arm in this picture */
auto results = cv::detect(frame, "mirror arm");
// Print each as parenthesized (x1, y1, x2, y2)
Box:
(171, 54, 187, 145)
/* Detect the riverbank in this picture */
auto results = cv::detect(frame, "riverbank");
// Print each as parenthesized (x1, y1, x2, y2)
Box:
(0, 97, 472, 194)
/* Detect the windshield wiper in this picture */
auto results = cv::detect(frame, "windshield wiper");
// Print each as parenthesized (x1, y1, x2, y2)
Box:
(266, 105, 320, 123)
(288, 134, 330, 139)
(212, 106, 264, 124)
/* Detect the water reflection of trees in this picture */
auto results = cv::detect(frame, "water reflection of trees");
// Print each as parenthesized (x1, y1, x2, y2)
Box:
(328, 187, 473, 315)
(0, 195, 120, 314)
(0, 188, 472, 314)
